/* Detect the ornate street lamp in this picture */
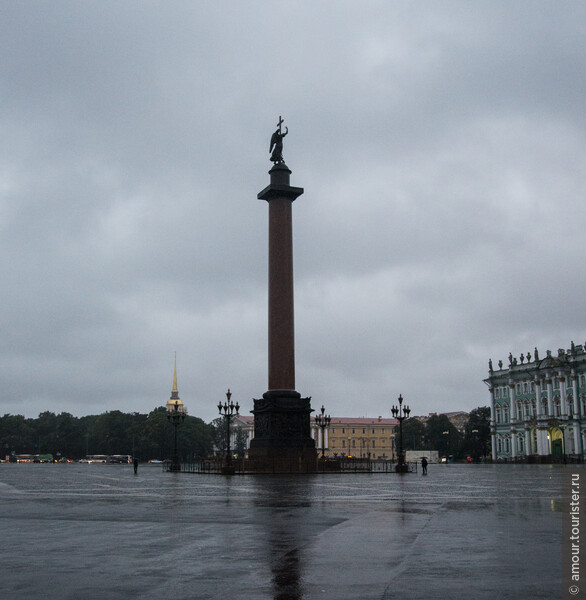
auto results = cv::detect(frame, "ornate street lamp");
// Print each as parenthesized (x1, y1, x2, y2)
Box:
(314, 405, 331, 459)
(166, 400, 186, 472)
(391, 394, 410, 473)
(166, 355, 186, 472)
(218, 389, 239, 474)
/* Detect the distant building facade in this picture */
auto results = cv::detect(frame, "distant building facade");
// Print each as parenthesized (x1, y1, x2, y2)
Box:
(485, 341, 586, 461)
(311, 417, 398, 460)
(232, 414, 254, 456)
(230, 414, 399, 459)
(441, 411, 469, 434)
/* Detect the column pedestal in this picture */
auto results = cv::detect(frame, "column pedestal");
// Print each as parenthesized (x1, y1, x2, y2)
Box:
(248, 391, 317, 473)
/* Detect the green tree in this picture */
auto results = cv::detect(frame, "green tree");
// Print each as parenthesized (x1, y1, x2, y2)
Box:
(79, 414, 99, 457)
(233, 425, 248, 457)
(139, 407, 172, 460)
(55, 412, 83, 458)
(462, 406, 491, 461)
(425, 414, 463, 459)
(210, 417, 227, 455)
(1, 414, 35, 456)
(0, 407, 214, 462)
(177, 416, 213, 460)
(92, 410, 134, 455)
(401, 418, 427, 451)
(36, 411, 58, 455)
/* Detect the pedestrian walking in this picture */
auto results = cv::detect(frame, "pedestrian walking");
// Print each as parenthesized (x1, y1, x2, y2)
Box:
(133, 458, 138, 474)
(421, 456, 428, 475)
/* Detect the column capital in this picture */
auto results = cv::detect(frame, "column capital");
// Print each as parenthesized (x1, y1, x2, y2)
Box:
(258, 163, 304, 202)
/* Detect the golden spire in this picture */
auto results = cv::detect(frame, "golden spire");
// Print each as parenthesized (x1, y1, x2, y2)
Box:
(168, 352, 181, 402)
(166, 352, 185, 414)
(172, 351, 178, 395)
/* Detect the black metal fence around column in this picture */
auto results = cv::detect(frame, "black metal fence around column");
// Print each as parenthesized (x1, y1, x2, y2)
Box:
(164, 458, 418, 474)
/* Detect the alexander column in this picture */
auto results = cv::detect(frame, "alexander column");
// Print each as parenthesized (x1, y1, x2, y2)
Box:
(248, 117, 317, 472)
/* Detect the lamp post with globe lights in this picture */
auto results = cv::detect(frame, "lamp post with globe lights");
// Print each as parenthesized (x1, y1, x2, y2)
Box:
(218, 389, 239, 474)
(391, 394, 411, 473)
(315, 405, 331, 460)
(166, 400, 186, 472)
(166, 355, 186, 472)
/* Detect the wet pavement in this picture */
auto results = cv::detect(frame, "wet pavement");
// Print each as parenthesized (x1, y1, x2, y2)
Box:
(0, 463, 565, 599)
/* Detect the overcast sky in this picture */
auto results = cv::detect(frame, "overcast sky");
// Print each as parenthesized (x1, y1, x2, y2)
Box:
(2, 1, 585, 423)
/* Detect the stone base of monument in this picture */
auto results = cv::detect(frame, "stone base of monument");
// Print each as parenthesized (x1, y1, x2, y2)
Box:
(246, 448, 318, 474)
(247, 390, 318, 473)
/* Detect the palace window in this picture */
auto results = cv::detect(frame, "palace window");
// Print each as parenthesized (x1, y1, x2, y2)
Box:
(495, 406, 501, 424)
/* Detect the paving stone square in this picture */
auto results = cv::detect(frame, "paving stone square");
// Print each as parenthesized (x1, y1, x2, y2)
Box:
(0, 463, 564, 599)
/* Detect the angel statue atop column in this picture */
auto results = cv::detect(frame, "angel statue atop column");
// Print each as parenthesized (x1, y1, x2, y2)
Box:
(270, 116, 288, 164)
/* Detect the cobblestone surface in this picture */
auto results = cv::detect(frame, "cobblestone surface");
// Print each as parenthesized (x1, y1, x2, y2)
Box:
(0, 463, 565, 599)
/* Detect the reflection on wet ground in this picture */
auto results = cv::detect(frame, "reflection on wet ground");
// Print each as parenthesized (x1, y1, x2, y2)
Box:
(0, 463, 566, 599)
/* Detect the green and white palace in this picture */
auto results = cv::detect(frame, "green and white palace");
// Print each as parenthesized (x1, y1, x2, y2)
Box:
(485, 341, 586, 462)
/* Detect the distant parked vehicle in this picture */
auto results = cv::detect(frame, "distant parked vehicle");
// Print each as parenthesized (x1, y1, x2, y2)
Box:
(108, 455, 132, 464)
(80, 455, 108, 464)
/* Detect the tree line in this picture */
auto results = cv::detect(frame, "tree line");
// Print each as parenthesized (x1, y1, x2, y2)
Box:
(1, 405, 492, 462)
(399, 407, 491, 460)
(0, 408, 216, 462)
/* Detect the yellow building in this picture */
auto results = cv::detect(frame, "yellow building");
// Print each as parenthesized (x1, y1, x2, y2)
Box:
(312, 417, 398, 460)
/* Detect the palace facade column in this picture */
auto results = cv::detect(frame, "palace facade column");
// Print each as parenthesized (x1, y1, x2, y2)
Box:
(488, 386, 497, 461)
(535, 378, 546, 416)
(536, 427, 549, 456)
(509, 382, 516, 426)
(571, 374, 578, 417)
(525, 426, 533, 455)
(572, 374, 583, 455)
(560, 375, 568, 417)
(546, 377, 554, 416)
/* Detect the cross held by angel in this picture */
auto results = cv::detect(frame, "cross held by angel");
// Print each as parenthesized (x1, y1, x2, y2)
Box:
(270, 116, 288, 164)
